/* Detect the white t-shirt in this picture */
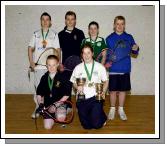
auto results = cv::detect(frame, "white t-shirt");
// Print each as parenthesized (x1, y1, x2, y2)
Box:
(70, 61, 108, 99)
(28, 29, 60, 70)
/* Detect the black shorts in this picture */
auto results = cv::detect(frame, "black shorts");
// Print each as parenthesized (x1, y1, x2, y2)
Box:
(109, 73, 131, 91)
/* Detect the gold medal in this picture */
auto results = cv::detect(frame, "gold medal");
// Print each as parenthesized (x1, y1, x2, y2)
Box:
(88, 82, 94, 87)
(41, 29, 49, 48)
(42, 40, 47, 48)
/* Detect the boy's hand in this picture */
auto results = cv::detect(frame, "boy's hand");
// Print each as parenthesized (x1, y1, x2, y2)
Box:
(100, 92, 105, 100)
(131, 45, 139, 55)
(36, 103, 44, 114)
(48, 105, 56, 113)
(30, 61, 35, 70)
(77, 86, 84, 93)
(132, 44, 139, 51)
(58, 63, 64, 72)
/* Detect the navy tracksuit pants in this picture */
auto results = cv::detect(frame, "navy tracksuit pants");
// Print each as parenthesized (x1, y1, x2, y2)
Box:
(76, 96, 107, 129)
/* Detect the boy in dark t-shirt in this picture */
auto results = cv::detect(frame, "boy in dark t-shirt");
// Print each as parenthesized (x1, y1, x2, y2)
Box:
(58, 11, 85, 65)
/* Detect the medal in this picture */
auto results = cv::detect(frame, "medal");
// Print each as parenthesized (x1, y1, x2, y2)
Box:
(41, 29, 49, 48)
(88, 82, 94, 87)
(42, 40, 47, 48)
(84, 61, 95, 87)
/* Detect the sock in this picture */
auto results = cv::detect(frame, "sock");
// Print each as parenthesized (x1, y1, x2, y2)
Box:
(119, 106, 124, 111)
(110, 106, 115, 110)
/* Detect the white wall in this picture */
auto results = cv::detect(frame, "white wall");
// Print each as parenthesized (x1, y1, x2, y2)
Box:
(5, 5, 155, 95)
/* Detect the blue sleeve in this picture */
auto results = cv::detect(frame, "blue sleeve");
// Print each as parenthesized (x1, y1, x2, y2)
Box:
(129, 35, 136, 47)
(106, 37, 111, 49)
(129, 35, 139, 55)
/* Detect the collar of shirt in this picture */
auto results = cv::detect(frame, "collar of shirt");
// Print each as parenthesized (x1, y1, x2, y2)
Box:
(49, 72, 57, 79)
(64, 26, 76, 33)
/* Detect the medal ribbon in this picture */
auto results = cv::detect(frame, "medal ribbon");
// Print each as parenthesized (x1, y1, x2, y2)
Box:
(42, 29, 49, 41)
(84, 61, 95, 81)
(48, 76, 54, 91)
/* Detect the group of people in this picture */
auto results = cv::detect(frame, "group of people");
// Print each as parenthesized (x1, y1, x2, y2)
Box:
(28, 11, 139, 130)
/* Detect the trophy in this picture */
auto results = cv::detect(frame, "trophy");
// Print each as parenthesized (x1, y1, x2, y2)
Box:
(76, 78, 86, 101)
(95, 83, 104, 102)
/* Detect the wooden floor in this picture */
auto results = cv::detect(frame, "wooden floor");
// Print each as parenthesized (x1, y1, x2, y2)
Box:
(5, 94, 155, 134)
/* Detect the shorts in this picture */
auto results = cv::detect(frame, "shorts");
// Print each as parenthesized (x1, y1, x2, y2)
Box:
(109, 73, 131, 91)
(43, 103, 67, 119)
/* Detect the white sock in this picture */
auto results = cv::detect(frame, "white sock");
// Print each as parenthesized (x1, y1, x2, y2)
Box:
(119, 106, 124, 111)
(110, 106, 115, 110)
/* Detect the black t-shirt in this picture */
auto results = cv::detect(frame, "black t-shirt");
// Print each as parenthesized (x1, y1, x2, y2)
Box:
(58, 27, 85, 63)
(36, 71, 72, 107)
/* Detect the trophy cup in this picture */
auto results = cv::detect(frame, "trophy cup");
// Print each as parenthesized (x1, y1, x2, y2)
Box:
(95, 83, 104, 102)
(76, 78, 86, 101)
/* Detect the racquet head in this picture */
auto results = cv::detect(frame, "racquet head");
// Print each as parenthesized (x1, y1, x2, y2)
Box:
(63, 55, 82, 71)
(35, 47, 58, 67)
(39, 100, 74, 124)
(96, 48, 114, 68)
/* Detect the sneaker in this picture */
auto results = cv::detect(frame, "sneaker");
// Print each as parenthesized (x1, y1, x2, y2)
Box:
(103, 121, 107, 126)
(108, 107, 115, 120)
(31, 109, 40, 119)
(118, 107, 127, 121)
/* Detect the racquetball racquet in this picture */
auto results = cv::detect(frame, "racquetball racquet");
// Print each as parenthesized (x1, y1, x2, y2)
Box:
(34, 100, 74, 130)
(63, 55, 82, 71)
(28, 47, 58, 80)
(96, 39, 133, 68)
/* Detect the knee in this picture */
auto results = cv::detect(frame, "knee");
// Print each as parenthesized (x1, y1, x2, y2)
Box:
(44, 120, 54, 130)
(57, 116, 66, 122)
(110, 91, 117, 96)
(56, 114, 66, 122)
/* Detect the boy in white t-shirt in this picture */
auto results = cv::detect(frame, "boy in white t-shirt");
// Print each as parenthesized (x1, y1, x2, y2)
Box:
(70, 43, 108, 129)
(28, 12, 61, 118)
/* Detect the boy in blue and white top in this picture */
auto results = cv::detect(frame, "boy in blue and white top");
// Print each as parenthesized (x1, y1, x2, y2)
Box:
(106, 16, 139, 121)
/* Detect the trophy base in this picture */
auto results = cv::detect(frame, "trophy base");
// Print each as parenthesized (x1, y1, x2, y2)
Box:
(77, 94, 85, 102)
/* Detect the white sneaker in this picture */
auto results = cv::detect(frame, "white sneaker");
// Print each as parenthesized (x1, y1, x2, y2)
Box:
(31, 109, 40, 119)
(108, 107, 115, 120)
(118, 107, 127, 121)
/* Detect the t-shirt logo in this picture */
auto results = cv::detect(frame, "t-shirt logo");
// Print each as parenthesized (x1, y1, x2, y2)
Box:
(55, 81, 61, 88)
(97, 42, 101, 47)
(74, 35, 77, 40)
(116, 40, 126, 48)
(38, 47, 44, 50)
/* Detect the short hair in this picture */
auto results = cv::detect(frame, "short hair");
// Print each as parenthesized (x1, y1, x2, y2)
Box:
(88, 21, 99, 29)
(40, 12, 51, 21)
(46, 55, 59, 64)
(65, 11, 76, 19)
(114, 15, 126, 24)
(81, 43, 94, 55)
